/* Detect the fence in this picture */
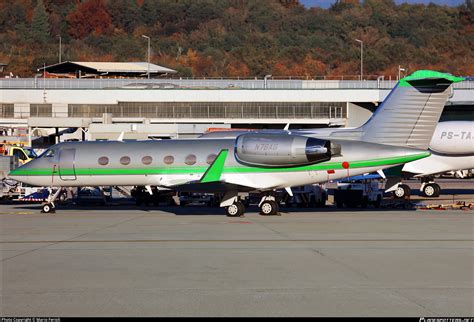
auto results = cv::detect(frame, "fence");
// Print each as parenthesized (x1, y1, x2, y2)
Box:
(1, 77, 472, 90)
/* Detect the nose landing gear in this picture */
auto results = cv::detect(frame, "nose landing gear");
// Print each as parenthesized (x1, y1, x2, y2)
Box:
(41, 188, 63, 213)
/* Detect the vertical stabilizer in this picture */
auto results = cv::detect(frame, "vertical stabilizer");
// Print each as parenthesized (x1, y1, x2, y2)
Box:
(359, 70, 464, 150)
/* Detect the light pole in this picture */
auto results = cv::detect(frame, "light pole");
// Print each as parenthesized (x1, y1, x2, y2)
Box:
(264, 74, 272, 89)
(58, 35, 62, 63)
(141, 35, 151, 79)
(355, 39, 363, 80)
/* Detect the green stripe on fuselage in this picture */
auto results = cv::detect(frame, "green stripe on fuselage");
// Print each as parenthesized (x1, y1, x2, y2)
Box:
(10, 152, 430, 177)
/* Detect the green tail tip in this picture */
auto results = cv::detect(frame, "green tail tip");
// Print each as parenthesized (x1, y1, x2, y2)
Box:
(400, 70, 465, 86)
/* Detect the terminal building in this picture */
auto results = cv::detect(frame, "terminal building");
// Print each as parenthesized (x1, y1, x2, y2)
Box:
(0, 76, 472, 148)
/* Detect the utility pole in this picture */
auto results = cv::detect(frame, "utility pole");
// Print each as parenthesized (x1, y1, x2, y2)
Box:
(355, 39, 363, 80)
(58, 35, 62, 63)
(142, 35, 151, 79)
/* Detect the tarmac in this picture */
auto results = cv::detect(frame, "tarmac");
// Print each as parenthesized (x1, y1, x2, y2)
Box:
(1, 180, 473, 316)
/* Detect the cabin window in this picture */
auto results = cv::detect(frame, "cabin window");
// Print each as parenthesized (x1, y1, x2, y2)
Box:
(206, 154, 217, 165)
(185, 154, 197, 166)
(142, 156, 153, 165)
(163, 155, 174, 165)
(98, 156, 109, 166)
(120, 156, 131, 165)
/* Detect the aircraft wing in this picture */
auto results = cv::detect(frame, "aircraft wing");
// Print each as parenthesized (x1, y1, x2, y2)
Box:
(159, 149, 256, 193)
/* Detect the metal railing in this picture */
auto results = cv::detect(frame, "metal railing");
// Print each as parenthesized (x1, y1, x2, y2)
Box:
(1, 77, 472, 90)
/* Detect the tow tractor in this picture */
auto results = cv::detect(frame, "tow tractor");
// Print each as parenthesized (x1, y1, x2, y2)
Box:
(0, 142, 37, 165)
(332, 174, 383, 208)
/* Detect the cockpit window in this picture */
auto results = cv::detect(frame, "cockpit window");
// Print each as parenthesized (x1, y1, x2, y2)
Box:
(25, 148, 37, 158)
(39, 148, 55, 158)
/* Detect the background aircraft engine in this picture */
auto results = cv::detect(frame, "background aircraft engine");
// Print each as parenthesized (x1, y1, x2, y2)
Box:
(235, 133, 331, 168)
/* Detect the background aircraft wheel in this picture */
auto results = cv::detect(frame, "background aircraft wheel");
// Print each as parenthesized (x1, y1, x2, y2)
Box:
(393, 184, 410, 199)
(260, 200, 278, 216)
(423, 183, 440, 197)
(226, 201, 245, 217)
(41, 203, 55, 213)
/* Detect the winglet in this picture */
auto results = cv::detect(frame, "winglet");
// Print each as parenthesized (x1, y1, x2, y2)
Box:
(200, 149, 228, 183)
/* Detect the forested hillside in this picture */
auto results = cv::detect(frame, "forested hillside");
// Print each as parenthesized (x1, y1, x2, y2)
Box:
(0, 0, 472, 77)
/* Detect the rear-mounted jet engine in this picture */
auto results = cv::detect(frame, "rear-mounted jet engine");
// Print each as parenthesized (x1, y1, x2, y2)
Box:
(235, 133, 331, 168)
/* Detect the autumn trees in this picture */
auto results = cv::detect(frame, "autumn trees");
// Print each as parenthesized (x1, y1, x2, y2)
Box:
(0, 0, 473, 77)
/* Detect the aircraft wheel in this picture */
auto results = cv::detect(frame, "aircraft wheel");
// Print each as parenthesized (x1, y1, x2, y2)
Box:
(394, 184, 410, 199)
(423, 183, 440, 197)
(260, 200, 279, 216)
(41, 203, 55, 213)
(226, 201, 245, 217)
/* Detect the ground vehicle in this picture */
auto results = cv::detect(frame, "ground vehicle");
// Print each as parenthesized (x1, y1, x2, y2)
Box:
(332, 175, 383, 208)
(282, 185, 327, 207)
(440, 169, 474, 179)
(179, 192, 217, 207)
(0, 143, 36, 165)
(74, 187, 107, 206)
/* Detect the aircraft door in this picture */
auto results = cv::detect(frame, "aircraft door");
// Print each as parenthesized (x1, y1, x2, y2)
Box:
(59, 149, 76, 180)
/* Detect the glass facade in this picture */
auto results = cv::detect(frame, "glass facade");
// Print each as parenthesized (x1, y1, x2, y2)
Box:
(68, 102, 346, 119)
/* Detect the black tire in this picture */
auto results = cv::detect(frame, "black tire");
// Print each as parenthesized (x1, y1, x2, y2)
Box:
(260, 200, 278, 216)
(423, 183, 440, 198)
(336, 201, 343, 208)
(226, 201, 245, 217)
(41, 203, 54, 213)
(393, 184, 410, 199)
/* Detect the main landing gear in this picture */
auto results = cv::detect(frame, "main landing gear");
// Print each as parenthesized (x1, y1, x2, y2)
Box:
(225, 200, 245, 217)
(392, 178, 441, 199)
(41, 188, 63, 213)
(220, 191, 280, 217)
(420, 182, 440, 198)
(259, 195, 279, 216)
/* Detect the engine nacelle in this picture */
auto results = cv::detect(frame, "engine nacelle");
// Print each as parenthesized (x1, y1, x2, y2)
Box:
(235, 133, 331, 168)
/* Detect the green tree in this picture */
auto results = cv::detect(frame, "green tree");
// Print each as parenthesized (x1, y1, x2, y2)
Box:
(108, 0, 139, 33)
(31, 0, 51, 44)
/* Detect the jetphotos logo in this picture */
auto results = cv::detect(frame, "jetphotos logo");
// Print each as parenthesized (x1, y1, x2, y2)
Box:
(420, 318, 474, 322)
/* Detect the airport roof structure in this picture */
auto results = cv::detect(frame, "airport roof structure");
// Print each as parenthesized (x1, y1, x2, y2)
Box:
(38, 61, 177, 78)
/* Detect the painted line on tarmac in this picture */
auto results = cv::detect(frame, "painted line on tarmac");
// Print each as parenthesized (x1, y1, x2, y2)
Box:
(0, 239, 473, 244)
(0, 212, 35, 215)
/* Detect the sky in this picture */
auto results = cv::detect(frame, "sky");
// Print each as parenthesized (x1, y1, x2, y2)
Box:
(300, 0, 466, 8)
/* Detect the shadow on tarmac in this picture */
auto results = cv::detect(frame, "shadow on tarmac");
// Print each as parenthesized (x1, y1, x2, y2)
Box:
(7, 202, 420, 215)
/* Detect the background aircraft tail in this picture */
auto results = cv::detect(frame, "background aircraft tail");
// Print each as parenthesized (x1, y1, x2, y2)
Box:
(358, 70, 464, 150)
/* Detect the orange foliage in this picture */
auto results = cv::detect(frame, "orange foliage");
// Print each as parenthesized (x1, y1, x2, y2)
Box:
(67, 0, 112, 39)
(225, 61, 251, 77)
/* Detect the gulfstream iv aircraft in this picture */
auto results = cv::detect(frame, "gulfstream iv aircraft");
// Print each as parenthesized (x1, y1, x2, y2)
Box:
(9, 70, 464, 216)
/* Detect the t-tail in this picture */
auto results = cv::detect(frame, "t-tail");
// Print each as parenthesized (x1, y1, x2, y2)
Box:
(358, 70, 464, 150)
